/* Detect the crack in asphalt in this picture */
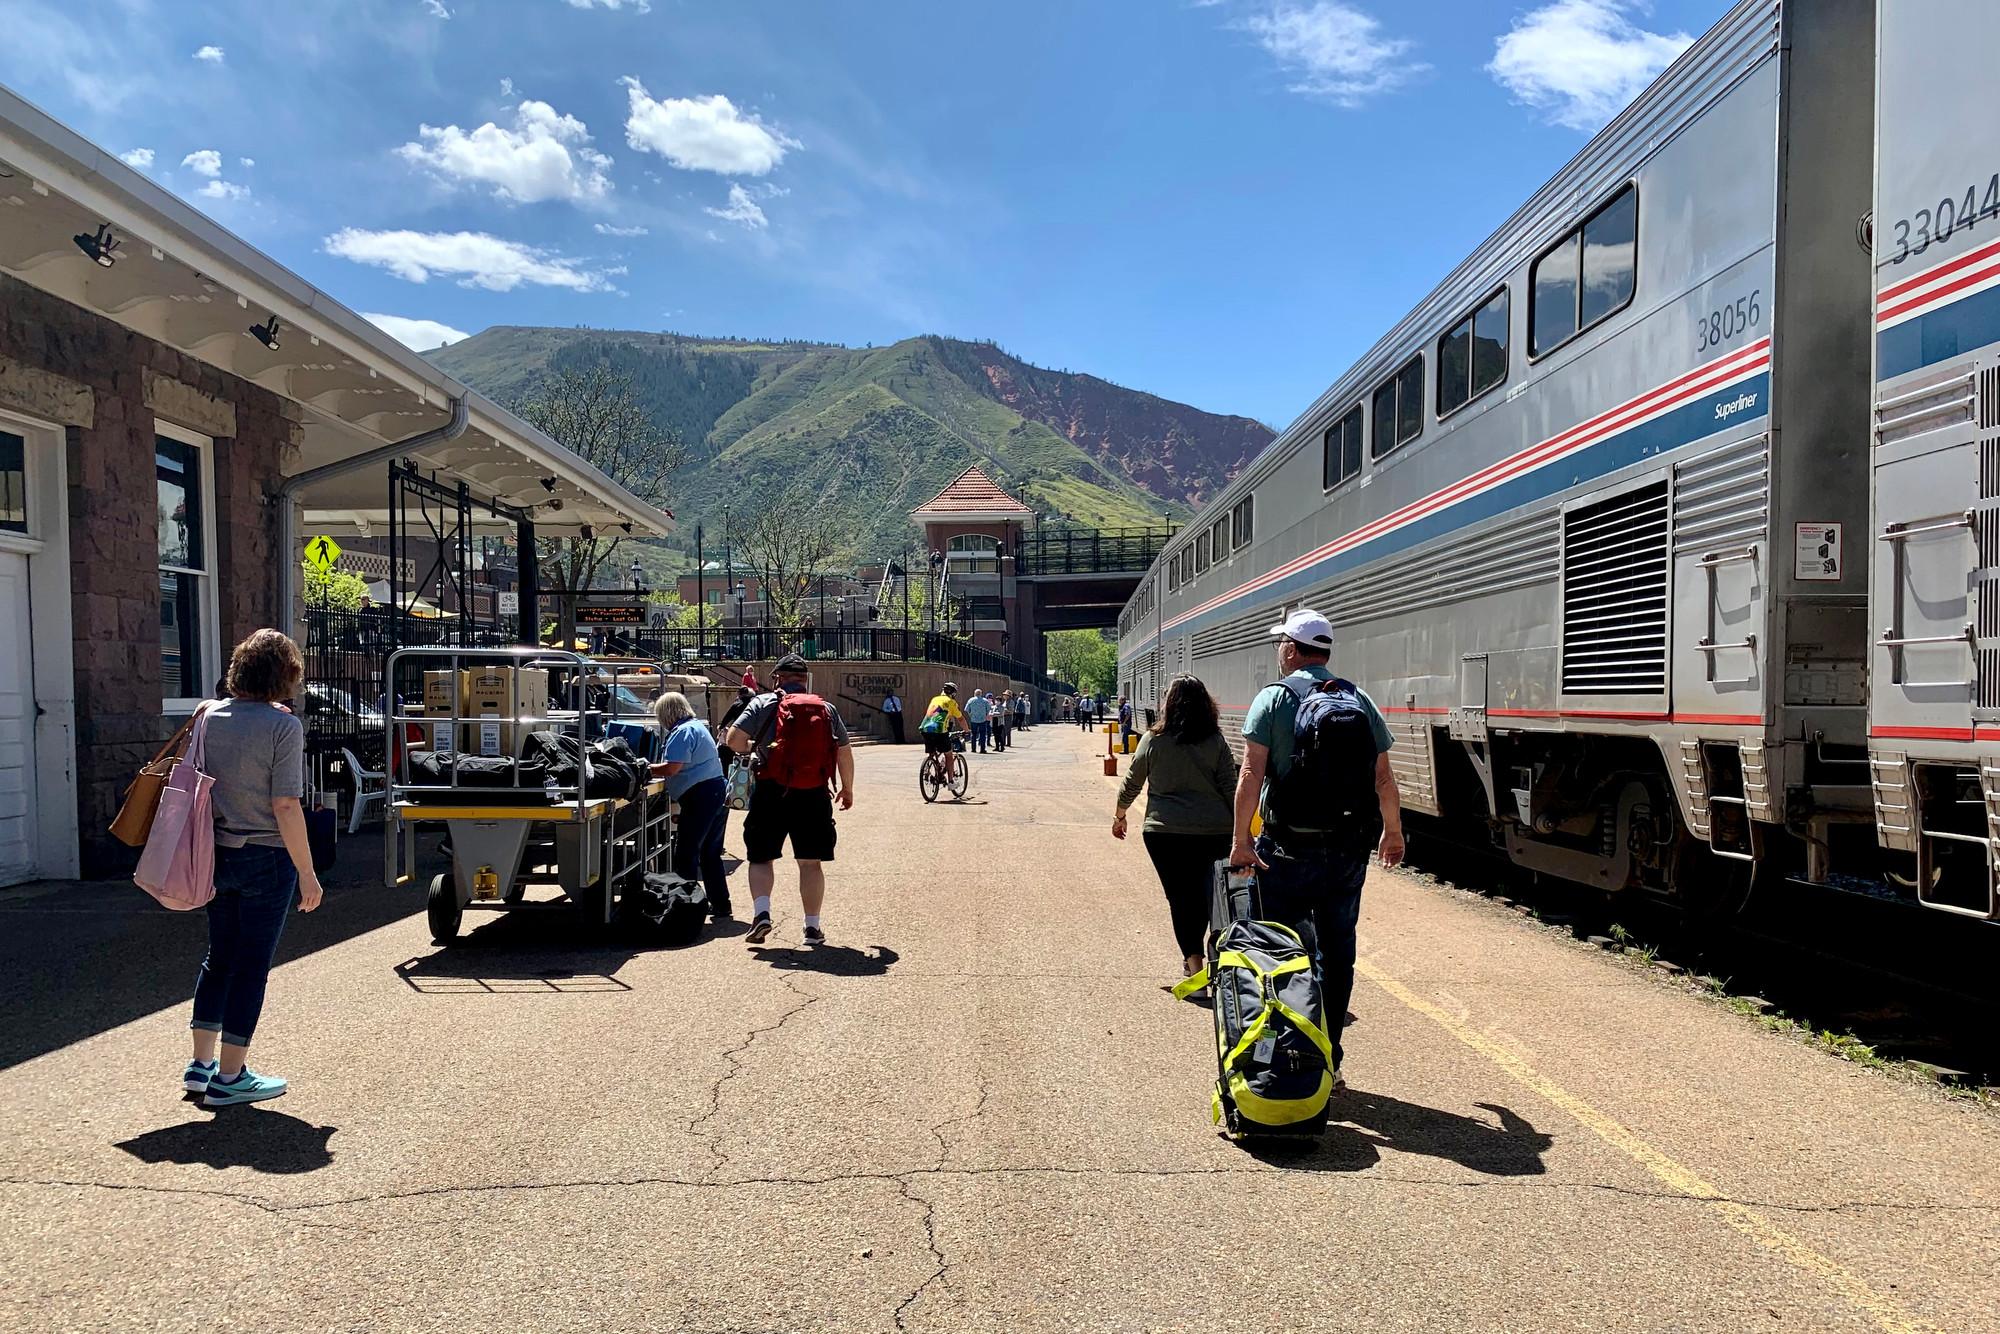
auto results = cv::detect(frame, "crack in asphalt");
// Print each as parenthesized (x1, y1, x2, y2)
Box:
(685, 974, 824, 1182)
(893, 1075, 993, 1330)
(5, 1165, 1993, 1220)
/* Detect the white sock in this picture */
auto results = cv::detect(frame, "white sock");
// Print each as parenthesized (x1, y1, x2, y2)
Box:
(753, 895, 771, 917)
(805, 914, 822, 929)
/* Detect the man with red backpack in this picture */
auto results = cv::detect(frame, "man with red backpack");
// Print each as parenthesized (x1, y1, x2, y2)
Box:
(724, 653, 856, 945)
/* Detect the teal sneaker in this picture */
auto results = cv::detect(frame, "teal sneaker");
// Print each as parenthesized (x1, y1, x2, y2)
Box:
(182, 1059, 217, 1094)
(203, 1068, 289, 1108)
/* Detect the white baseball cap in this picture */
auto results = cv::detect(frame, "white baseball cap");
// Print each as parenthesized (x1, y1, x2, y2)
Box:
(1268, 608, 1334, 650)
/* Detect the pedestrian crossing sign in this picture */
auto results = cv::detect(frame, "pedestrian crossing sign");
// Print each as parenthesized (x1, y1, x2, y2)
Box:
(304, 535, 343, 573)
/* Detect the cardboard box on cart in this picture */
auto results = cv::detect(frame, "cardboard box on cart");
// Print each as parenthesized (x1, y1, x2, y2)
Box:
(463, 666, 552, 756)
(421, 671, 468, 753)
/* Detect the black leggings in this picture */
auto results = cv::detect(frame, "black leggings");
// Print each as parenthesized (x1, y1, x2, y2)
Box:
(1142, 830, 1229, 960)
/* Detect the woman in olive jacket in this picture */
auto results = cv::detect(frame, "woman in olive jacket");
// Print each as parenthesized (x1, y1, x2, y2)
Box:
(1111, 674, 1240, 978)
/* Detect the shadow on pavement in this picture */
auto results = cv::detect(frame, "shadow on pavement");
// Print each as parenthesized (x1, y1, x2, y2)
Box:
(1248, 1095, 1552, 1177)
(749, 943, 900, 977)
(0, 833, 425, 1072)
(116, 1110, 337, 1174)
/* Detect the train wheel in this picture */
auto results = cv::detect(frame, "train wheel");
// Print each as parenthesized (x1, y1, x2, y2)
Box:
(427, 873, 463, 944)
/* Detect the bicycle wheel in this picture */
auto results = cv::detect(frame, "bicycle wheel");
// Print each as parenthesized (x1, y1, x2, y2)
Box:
(918, 756, 941, 803)
(948, 753, 970, 799)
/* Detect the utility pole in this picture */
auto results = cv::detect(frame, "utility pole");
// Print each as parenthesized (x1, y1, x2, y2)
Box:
(695, 522, 705, 641)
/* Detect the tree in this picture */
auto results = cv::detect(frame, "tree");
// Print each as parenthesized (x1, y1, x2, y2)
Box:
(1045, 628, 1117, 695)
(644, 591, 705, 630)
(514, 361, 687, 640)
(302, 561, 369, 611)
(737, 482, 841, 632)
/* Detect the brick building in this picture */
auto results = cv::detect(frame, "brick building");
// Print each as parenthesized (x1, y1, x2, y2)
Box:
(910, 466, 1033, 654)
(0, 88, 668, 881)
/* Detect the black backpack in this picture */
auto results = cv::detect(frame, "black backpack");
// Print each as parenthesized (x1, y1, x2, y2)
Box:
(1263, 677, 1382, 849)
(626, 872, 708, 946)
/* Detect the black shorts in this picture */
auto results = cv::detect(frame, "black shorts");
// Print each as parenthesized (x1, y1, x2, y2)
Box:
(922, 732, 957, 754)
(742, 779, 837, 863)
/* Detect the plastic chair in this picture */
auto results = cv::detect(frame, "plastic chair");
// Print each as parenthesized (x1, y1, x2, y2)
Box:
(340, 746, 386, 834)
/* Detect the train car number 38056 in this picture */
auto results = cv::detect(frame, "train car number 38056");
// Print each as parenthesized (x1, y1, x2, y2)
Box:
(1696, 289, 1762, 353)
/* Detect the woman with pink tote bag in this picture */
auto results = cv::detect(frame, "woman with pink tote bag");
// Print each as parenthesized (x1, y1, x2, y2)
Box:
(175, 630, 325, 1109)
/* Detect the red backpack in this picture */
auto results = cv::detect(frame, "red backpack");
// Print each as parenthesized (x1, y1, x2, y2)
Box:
(761, 692, 838, 790)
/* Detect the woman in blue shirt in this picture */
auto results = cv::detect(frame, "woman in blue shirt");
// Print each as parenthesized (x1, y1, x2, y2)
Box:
(652, 691, 732, 919)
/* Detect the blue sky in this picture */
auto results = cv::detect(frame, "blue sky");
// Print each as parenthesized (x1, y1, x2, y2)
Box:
(1, 0, 1729, 427)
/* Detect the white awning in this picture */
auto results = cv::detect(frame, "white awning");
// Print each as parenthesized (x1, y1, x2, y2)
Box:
(0, 85, 670, 539)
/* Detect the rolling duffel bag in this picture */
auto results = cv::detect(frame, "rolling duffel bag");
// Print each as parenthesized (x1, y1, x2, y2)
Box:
(1173, 862, 1334, 1141)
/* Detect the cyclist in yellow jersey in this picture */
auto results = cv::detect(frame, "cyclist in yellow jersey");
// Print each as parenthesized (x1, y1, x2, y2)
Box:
(919, 682, 970, 784)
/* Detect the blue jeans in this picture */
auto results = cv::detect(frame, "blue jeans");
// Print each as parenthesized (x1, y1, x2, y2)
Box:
(190, 844, 298, 1048)
(674, 775, 732, 914)
(971, 720, 991, 752)
(1255, 832, 1368, 1069)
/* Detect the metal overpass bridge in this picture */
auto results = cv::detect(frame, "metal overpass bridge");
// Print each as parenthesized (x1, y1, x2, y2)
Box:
(1014, 524, 1172, 635)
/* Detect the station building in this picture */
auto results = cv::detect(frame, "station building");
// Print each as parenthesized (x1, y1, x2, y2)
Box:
(0, 87, 669, 884)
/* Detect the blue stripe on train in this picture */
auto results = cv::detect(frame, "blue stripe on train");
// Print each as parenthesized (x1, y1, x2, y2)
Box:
(1144, 371, 1772, 653)
(1878, 282, 2000, 380)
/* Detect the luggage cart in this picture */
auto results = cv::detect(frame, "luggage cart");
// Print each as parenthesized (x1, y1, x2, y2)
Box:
(383, 647, 672, 944)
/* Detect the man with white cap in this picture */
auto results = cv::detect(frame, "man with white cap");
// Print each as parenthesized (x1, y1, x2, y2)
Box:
(1228, 608, 1403, 1090)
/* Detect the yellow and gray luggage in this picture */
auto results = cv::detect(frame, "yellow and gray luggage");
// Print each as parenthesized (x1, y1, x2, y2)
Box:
(1173, 864, 1334, 1140)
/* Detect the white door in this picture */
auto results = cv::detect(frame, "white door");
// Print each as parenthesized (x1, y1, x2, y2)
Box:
(0, 551, 36, 885)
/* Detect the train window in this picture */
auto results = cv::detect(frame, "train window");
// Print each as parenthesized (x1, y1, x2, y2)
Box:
(1211, 516, 1229, 560)
(1580, 188, 1637, 327)
(1195, 530, 1209, 574)
(1438, 288, 1510, 418)
(1323, 405, 1363, 490)
(1231, 496, 1254, 549)
(1371, 355, 1423, 459)
(1531, 184, 1636, 357)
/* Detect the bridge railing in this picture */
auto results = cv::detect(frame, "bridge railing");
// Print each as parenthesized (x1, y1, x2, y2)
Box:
(619, 626, 1073, 693)
(1017, 524, 1176, 576)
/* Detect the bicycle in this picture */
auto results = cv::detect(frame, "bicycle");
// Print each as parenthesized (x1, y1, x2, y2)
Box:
(918, 736, 971, 803)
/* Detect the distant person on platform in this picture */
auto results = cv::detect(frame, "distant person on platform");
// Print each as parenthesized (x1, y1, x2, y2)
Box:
(966, 689, 993, 754)
(881, 688, 905, 744)
(1015, 691, 1030, 732)
(1118, 695, 1136, 750)
(991, 691, 1010, 752)
(742, 665, 760, 693)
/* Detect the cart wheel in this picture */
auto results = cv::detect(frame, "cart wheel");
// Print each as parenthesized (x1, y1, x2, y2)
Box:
(427, 873, 463, 944)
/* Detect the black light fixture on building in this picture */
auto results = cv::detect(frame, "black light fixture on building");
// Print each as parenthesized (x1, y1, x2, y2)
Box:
(73, 223, 120, 267)
(580, 524, 594, 542)
(540, 476, 559, 492)
(246, 315, 281, 350)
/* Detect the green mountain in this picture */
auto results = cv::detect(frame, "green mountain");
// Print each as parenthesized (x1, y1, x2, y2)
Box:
(429, 326, 1273, 563)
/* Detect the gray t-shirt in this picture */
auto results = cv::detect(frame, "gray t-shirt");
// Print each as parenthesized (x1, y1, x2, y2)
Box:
(730, 685, 851, 756)
(200, 699, 305, 849)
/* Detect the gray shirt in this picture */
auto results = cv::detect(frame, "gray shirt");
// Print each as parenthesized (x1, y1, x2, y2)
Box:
(201, 699, 305, 849)
(731, 685, 852, 756)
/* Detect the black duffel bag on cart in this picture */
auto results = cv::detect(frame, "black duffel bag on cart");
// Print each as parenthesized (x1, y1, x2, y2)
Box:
(522, 731, 649, 802)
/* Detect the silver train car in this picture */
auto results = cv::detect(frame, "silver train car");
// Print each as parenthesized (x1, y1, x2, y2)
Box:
(1117, 0, 1885, 907)
(1867, 0, 2000, 919)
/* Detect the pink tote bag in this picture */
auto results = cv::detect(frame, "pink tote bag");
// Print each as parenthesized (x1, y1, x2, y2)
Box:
(134, 704, 217, 910)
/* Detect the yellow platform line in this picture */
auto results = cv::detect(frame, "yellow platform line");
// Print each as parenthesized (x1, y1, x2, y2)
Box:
(1357, 958, 1937, 1334)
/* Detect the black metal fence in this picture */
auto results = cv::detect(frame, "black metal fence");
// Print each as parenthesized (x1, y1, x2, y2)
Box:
(303, 611, 1080, 754)
(1017, 524, 1175, 576)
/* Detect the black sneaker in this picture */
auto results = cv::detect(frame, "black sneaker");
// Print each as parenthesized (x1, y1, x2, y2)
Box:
(710, 901, 735, 920)
(803, 925, 826, 946)
(745, 912, 773, 944)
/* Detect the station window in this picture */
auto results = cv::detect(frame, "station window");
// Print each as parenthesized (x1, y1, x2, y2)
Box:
(1370, 355, 1424, 460)
(1230, 496, 1254, 549)
(156, 423, 216, 710)
(1322, 405, 1363, 490)
(1437, 287, 1510, 418)
(1531, 184, 1636, 358)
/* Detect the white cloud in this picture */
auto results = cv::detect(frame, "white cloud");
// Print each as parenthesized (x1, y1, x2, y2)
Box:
(323, 228, 614, 292)
(198, 179, 249, 201)
(193, 45, 224, 64)
(1241, 2, 1423, 106)
(565, 0, 651, 10)
(423, 0, 452, 16)
(704, 183, 767, 230)
(238, 156, 255, 168)
(593, 222, 649, 236)
(364, 313, 472, 349)
(397, 99, 613, 204)
(621, 78, 799, 176)
(499, 77, 515, 97)
(119, 147, 154, 169)
(1488, 0, 1692, 131)
(181, 149, 222, 178)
